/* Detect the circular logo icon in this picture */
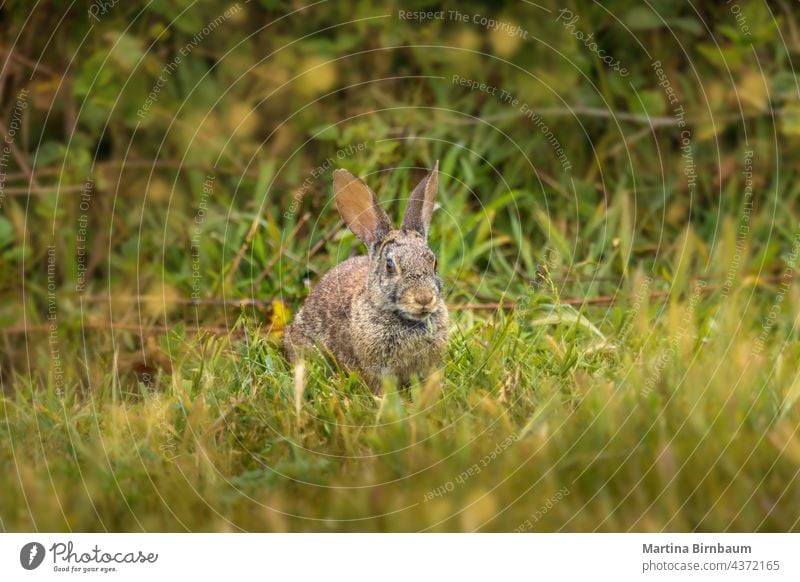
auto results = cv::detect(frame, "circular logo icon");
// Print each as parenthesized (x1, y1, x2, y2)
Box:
(20, 542, 46, 570)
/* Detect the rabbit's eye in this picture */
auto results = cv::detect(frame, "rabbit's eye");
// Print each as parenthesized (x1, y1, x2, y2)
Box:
(386, 256, 396, 274)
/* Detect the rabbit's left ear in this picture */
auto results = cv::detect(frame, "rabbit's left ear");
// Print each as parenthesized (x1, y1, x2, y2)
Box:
(401, 161, 438, 239)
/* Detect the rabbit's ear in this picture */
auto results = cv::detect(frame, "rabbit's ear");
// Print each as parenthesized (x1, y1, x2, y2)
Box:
(333, 170, 392, 245)
(401, 161, 439, 238)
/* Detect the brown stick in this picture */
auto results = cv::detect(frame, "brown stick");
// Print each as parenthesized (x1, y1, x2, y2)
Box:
(0, 47, 59, 78)
(3, 273, 794, 336)
(6, 274, 797, 335)
(80, 295, 276, 307)
(451, 272, 796, 310)
(0, 321, 283, 335)
(1, 128, 41, 193)
(3, 184, 86, 195)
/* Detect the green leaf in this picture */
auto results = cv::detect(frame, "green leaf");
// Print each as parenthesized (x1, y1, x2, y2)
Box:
(624, 7, 663, 30)
(104, 31, 144, 71)
(630, 88, 667, 117)
(0, 215, 14, 248)
(666, 17, 703, 36)
(780, 104, 800, 137)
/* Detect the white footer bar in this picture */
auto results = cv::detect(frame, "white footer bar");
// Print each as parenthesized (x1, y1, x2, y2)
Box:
(1, 533, 797, 581)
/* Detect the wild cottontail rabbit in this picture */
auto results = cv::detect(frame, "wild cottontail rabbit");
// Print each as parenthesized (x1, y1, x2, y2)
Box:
(284, 163, 448, 393)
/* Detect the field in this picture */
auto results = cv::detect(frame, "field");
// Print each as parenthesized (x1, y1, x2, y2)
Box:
(1, 1, 799, 531)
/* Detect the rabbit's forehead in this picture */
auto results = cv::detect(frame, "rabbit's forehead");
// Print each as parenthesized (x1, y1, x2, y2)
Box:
(382, 228, 423, 244)
(381, 231, 434, 263)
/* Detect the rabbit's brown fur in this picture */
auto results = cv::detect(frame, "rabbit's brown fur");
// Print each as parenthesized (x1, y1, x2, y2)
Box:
(284, 164, 448, 393)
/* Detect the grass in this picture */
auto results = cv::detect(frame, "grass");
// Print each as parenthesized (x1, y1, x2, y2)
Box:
(2, 237, 799, 531)
(1, 1, 800, 532)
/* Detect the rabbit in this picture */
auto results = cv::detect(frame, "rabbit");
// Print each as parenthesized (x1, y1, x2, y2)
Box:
(284, 163, 448, 394)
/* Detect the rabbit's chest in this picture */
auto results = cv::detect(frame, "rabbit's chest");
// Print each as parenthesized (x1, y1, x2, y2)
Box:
(352, 309, 448, 375)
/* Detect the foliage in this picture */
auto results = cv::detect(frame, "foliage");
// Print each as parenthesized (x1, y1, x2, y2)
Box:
(0, 0, 798, 531)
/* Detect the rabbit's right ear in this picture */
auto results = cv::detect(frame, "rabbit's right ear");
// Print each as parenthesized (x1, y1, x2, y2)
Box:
(401, 161, 438, 239)
(333, 170, 392, 246)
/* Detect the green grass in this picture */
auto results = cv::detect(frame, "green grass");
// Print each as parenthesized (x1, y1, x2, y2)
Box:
(1, 1, 800, 532)
(2, 251, 799, 531)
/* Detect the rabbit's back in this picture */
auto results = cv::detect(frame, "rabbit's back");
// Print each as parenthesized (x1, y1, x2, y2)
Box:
(284, 255, 368, 368)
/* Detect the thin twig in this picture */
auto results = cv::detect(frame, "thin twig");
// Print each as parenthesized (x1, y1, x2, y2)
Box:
(452, 272, 796, 310)
(5, 273, 794, 337)
(0, 47, 59, 78)
(1, 128, 41, 193)
(0, 322, 283, 335)
(3, 184, 85, 195)
(80, 295, 276, 307)
(461, 106, 791, 128)
(2, 160, 258, 183)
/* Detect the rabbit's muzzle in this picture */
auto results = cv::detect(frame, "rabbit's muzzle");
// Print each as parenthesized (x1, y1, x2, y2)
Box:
(398, 286, 440, 320)
(413, 289, 436, 310)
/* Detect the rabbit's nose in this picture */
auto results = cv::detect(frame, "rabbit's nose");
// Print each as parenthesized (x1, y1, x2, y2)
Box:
(414, 289, 436, 309)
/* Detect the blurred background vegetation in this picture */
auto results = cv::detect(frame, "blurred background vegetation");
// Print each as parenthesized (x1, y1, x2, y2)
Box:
(1, 0, 799, 531)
